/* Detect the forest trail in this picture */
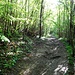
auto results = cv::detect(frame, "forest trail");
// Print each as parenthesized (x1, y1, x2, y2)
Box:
(8, 36, 68, 75)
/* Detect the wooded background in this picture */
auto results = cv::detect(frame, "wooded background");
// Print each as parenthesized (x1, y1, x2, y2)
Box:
(0, 0, 75, 75)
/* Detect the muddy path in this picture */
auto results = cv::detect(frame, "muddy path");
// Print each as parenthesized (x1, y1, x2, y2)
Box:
(8, 36, 68, 75)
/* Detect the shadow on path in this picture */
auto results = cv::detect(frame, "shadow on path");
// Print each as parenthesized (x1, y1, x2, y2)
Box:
(8, 36, 68, 75)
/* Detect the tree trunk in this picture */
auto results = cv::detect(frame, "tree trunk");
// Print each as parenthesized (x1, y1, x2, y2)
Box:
(68, 0, 74, 75)
(39, 0, 44, 38)
(23, 0, 27, 40)
(58, 0, 61, 38)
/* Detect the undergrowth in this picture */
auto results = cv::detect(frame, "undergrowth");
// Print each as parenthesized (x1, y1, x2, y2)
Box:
(0, 34, 33, 75)
(60, 39, 74, 75)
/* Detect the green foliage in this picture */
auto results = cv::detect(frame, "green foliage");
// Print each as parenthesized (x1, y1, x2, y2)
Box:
(21, 36, 33, 53)
(0, 34, 33, 74)
(0, 35, 10, 42)
(66, 45, 72, 55)
(0, 0, 74, 74)
(61, 39, 74, 65)
(66, 44, 74, 65)
(4, 56, 18, 68)
(0, 35, 17, 74)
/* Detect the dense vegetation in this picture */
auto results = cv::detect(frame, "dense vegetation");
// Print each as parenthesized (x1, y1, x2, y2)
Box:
(0, 0, 75, 75)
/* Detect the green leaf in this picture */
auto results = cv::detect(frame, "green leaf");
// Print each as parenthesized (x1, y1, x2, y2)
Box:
(1, 35, 10, 42)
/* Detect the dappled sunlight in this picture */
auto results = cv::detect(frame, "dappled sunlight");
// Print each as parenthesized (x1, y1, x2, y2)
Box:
(19, 62, 38, 75)
(41, 63, 52, 75)
(46, 37, 56, 41)
(23, 68, 30, 75)
(35, 53, 44, 57)
(17, 41, 25, 45)
(5, 36, 68, 75)
(41, 37, 46, 40)
(41, 71, 47, 75)
(7, 52, 15, 55)
(20, 68, 31, 75)
(23, 57, 29, 60)
(54, 65, 68, 75)
(7, 50, 23, 56)
(53, 46, 58, 51)
(58, 38, 63, 41)
(0, 0, 73, 74)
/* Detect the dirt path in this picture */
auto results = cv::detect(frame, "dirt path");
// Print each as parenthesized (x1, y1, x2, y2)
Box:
(8, 36, 68, 75)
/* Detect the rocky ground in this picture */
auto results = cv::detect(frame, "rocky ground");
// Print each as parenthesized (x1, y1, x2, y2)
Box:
(8, 36, 68, 75)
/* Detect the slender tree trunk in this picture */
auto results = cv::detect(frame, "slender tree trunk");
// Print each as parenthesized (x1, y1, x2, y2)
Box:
(58, 0, 61, 38)
(28, 0, 29, 16)
(69, 0, 74, 56)
(9, 0, 13, 34)
(39, 0, 44, 38)
(4, 0, 8, 35)
(23, 0, 27, 40)
(68, 0, 74, 75)
(14, 0, 17, 30)
(63, 0, 66, 38)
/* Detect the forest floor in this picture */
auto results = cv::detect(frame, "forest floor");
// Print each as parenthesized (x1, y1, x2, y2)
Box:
(8, 36, 68, 75)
